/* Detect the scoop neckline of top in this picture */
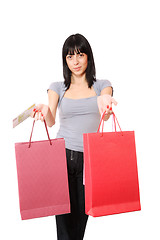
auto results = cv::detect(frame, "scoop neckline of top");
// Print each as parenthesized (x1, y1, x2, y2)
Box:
(63, 95, 97, 100)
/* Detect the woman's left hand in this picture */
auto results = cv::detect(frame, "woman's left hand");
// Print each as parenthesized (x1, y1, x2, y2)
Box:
(97, 94, 118, 120)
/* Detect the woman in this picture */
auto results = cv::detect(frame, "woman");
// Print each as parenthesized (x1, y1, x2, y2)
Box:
(33, 33, 117, 240)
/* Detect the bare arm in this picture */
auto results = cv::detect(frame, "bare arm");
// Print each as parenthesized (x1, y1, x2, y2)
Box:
(46, 90, 59, 127)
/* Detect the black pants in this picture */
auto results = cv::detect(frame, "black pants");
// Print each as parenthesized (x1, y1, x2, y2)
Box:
(55, 149, 88, 240)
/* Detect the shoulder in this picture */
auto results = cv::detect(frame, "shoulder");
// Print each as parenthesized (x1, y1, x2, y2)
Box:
(48, 81, 66, 96)
(93, 79, 112, 95)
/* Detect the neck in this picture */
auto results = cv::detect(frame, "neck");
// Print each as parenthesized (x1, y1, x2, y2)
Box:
(71, 74, 87, 86)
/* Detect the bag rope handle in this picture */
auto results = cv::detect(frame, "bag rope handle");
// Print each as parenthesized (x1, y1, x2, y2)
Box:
(97, 111, 123, 136)
(28, 119, 52, 148)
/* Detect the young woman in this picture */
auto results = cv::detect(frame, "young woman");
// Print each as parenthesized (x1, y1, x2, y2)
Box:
(33, 33, 117, 240)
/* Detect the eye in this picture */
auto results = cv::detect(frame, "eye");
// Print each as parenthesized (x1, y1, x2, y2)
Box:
(79, 53, 84, 57)
(66, 55, 72, 59)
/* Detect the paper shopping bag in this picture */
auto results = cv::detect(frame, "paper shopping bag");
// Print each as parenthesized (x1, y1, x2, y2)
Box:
(15, 120, 70, 220)
(83, 112, 141, 217)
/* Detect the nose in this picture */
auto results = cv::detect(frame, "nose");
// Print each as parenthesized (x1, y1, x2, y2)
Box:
(73, 55, 79, 65)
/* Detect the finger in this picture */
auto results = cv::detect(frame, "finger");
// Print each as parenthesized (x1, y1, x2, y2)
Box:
(111, 98, 118, 106)
(34, 111, 39, 121)
(109, 107, 113, 114)
(106, 105, 113, 115)
(38, 111, 44, 121)
(104, 105, 110, 114)
(30, 108, 36, 118)
(35, 111, 42, 121)
(40, 113, 44, 122)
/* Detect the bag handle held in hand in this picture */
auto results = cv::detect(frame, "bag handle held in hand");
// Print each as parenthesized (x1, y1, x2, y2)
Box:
(28, 119, 52, 148)
(97, 111, 123, 136)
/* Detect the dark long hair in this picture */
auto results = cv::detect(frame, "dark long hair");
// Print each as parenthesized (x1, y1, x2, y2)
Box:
(62, 34, 96, 89)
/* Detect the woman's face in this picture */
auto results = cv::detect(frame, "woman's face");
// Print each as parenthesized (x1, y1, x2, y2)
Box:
(66, 51, 88, 77)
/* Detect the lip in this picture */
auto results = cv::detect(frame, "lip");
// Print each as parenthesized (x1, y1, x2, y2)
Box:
(73, 67, 81, 71)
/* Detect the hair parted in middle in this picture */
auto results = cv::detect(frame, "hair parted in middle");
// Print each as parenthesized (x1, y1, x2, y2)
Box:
(62, 33, 96, 89)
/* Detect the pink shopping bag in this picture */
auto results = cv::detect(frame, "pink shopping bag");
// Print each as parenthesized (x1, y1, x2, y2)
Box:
(15, 120, 70, 220)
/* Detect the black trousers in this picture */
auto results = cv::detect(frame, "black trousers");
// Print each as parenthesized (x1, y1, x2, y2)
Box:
(55, 149, 88, 240)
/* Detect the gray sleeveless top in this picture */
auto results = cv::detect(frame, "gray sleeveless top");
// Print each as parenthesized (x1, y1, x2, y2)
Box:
(48, 79, 112, 152)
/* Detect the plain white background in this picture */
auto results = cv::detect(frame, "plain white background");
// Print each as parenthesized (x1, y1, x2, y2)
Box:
(0, 0, 160, 239)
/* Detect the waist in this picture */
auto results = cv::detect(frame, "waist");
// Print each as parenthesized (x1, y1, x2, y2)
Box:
(57, 114, 100, 152)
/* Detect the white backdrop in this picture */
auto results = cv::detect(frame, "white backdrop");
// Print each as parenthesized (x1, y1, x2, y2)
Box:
(0, 0, 160, 239)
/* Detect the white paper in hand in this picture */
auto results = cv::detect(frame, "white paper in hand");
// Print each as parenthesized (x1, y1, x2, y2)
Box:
(13, 104, 35, 128)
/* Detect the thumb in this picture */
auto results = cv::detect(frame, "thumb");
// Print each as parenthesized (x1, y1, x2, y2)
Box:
(111, 98, 118, 106)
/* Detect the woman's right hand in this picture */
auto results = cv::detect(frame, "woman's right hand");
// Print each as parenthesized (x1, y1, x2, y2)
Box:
(31, 90, 59, 127)
(31, 104, 49, 121)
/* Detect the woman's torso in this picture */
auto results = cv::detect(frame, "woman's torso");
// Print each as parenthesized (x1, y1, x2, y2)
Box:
(48, 80, 112, 152)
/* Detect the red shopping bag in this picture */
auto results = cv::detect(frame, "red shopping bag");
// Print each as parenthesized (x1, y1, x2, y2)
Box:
(83, 112, 141, 217)
(15, 120, 70, 220)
